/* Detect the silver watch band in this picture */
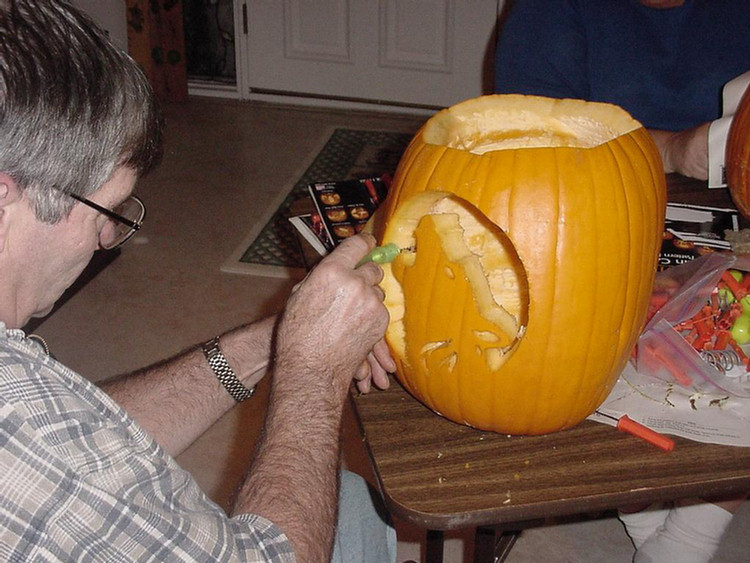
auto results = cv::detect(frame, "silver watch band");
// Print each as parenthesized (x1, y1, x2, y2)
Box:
(200, 336, 255, 402)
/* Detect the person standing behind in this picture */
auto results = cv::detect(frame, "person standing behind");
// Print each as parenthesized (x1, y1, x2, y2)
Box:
(494, 0, 750, 181)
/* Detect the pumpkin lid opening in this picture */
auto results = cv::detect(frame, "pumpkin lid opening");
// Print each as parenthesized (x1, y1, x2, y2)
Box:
(423, 94, 643, 155)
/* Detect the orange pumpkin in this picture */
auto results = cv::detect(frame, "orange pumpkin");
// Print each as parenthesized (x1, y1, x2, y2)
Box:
(727, 85, 750, 218)
(374, 95, 666, 435)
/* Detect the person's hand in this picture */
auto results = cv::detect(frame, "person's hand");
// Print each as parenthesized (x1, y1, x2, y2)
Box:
(353, 338, 396, 394)
(650, 123, 709, 180)
(289, 276, 396, 394)
(275, 234, 390, 393)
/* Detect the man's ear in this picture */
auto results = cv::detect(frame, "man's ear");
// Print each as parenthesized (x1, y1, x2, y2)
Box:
(0, 172, 23, 253)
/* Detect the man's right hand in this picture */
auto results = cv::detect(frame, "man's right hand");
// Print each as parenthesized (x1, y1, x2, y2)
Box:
(274, 233, 390, 394)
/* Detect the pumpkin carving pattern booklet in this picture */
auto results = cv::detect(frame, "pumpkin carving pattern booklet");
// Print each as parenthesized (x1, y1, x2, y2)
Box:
(307, 176, 390, 248)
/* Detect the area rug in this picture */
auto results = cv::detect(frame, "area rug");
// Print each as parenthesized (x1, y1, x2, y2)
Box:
(221, 128, 413, 278)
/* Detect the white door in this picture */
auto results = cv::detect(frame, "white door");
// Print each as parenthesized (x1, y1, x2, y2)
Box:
(241, 0, 502, 110)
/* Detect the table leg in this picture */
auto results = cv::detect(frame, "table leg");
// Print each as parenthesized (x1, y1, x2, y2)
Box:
(474, 527, 521, 563)
(425, 530, 445, 563)
(473, 527, 497, 562)
(423, 528, 520, 563)
(490, 530, 520, 563)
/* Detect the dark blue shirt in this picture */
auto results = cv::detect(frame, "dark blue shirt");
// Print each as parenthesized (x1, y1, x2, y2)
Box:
(494, 0, 750, 131)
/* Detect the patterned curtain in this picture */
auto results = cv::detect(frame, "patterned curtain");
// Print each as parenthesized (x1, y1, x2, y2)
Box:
(126, 0, 189, 102)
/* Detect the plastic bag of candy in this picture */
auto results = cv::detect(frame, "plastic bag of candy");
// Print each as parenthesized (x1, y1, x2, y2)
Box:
(636, 252, 750, 397)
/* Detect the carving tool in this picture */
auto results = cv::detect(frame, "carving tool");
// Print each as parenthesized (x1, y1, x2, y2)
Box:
(595, 411, 675, 451)
(357, 243, 414, 267)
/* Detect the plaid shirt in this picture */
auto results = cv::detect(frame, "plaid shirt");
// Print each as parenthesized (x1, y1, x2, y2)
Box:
(0, 325, 295, 563)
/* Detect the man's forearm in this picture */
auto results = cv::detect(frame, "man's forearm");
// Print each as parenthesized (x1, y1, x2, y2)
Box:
(101, 315, 277, 457)
(230, 362, 350, 563)
(227, 234, 390, 561)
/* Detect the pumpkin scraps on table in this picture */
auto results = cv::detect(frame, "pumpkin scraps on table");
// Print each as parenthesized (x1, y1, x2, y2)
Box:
(371, 94, 667, 436)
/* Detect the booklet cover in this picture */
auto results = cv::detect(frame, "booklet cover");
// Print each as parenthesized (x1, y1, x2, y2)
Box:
(307, 176, 390, 249)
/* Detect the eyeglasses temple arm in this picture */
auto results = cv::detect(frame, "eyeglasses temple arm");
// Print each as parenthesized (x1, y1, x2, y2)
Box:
(68, 192, 141, 230)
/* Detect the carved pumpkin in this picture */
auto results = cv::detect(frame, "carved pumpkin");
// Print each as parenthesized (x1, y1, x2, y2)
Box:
(375, 95, 666, 435)
(727, 85, 750, 218)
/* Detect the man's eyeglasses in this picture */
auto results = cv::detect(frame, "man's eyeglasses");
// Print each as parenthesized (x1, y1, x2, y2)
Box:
(66, 192, 146, 250)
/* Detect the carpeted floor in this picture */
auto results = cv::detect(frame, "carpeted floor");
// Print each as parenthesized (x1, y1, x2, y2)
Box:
(30, 97, 750, 563)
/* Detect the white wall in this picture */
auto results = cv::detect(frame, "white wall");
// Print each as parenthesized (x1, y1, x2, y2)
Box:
(70, 0, 128, 51)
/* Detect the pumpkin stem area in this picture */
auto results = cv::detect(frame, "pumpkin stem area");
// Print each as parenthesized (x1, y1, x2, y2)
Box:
(381, 191, 529, 373)
(423, 94, 641, 155)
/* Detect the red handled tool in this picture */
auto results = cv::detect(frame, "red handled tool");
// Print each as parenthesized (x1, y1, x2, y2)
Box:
(595, 411, 675, 451)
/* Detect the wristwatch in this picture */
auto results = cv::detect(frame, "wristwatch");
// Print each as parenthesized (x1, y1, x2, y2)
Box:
(201, 336, 255, 402)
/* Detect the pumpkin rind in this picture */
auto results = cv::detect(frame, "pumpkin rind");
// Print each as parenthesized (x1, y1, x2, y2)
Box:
(727, 86, 750, 219)
(377, 95, 666, 435)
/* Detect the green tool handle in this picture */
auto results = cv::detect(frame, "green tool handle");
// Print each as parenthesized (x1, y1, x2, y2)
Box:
(356, 243, 401, 267)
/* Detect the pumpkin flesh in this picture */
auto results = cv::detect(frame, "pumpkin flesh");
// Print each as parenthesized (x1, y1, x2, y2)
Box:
(377, 95, 666, 435)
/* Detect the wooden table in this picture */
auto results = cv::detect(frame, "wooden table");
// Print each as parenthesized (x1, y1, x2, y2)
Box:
(350, 175, 750, 562)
